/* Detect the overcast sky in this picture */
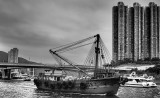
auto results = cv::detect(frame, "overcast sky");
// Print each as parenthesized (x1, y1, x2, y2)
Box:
(0, 0, 160, 64)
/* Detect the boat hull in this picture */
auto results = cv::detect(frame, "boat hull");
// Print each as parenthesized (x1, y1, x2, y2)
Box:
(34, 77, 120, 95)
(121, 85, 157, 88)
(121, 83, 157, 88)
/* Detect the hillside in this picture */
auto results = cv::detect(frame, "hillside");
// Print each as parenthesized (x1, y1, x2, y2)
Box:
(0, 51, 37, 64)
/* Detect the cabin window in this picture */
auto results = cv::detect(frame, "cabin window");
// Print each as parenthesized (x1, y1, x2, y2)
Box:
(135, 79, 140, 83)
(57, 77, 60, 81)
(128, 79, 132, 81)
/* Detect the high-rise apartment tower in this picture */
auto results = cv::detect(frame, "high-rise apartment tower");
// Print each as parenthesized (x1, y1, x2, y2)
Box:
(113, 2, 160, 62)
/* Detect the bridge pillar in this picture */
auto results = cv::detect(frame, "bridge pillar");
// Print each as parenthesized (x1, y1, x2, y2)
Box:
(1, 69, 5, 79)
(2, 69, 11, 79)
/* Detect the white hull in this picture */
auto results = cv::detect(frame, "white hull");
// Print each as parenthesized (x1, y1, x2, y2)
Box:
(121, 83, 157, 88)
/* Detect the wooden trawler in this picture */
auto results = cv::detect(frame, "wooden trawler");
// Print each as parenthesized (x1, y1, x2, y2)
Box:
(34, 34, 125, 95)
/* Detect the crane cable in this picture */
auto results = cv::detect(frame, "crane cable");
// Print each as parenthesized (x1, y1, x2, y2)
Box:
(52, 36, 95, 53)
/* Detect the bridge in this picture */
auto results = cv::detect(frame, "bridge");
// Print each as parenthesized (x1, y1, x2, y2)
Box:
(0, 62, 95, 70)
(0, 62, 95, 79)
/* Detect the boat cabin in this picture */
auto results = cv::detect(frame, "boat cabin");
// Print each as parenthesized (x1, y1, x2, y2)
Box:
(38, 70, 66, 81)
(127, 77, 147, 83)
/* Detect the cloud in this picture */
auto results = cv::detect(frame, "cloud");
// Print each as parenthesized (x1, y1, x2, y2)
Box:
(0, 0, 159, 64)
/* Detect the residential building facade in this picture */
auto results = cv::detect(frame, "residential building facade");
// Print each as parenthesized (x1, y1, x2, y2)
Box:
(113, 2, 160, 62)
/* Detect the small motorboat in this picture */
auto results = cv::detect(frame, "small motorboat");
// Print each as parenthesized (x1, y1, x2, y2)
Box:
(121, 72, 157, 88)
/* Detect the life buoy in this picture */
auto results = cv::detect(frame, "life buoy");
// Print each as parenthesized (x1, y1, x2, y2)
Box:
(38, 81, 42, 87)
(44, 81, 49, 87)
(62, 82, 68, 89)
(68, 81, 74, 89)
(50, 83, 55, 89)
(80, 82, 87, 90)
(121, 81, 125, 85)
(57, 82, 62, 89)
(101, 75, 105, 78)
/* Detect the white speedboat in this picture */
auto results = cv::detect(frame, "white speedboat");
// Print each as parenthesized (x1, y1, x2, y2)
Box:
(121, 72, 157, 88)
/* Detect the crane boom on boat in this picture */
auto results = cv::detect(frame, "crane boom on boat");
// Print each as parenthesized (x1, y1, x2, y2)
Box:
(49, 34, 112, 78)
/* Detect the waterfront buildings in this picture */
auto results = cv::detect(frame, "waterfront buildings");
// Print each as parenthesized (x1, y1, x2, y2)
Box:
(113, 2, 160, 62)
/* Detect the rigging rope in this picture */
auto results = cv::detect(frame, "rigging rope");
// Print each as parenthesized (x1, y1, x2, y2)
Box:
(58, 42, 94, 53)
(52, 36, 95, 53)
(49, 34, 112, 77)
(83, 37, 112, 70)
(84, 42, 95, 66)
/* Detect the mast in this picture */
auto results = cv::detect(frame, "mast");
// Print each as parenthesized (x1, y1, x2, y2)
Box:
(94, 34, 100, 78)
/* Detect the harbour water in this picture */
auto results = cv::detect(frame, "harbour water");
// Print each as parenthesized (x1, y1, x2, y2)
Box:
(0, 80, 160, 98)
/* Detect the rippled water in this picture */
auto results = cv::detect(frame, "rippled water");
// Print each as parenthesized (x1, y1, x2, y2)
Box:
(0, 80, 160, 98)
